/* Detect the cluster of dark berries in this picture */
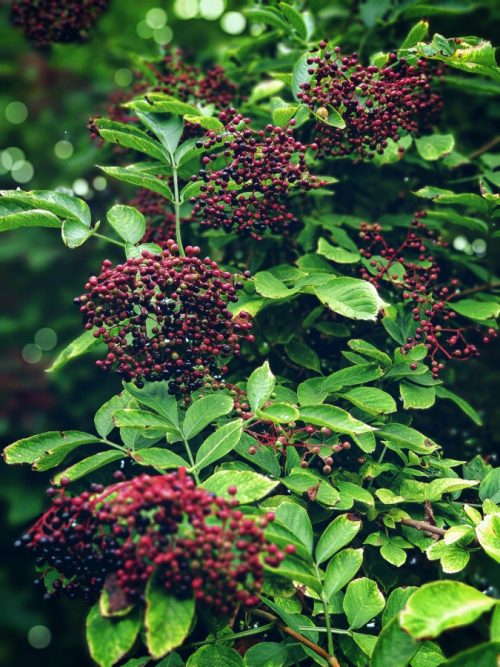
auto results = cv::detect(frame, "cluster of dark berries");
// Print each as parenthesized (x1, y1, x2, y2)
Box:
(128, 188, 190, 247)
(18, 470, 289, 613)
(74, 242, 254, 395)
(190, 111, 324, 239)
(11, 0, 109, 46)
(89, 49, 237, 149)
(148, 50, 238, 109)
(359, 212, 496, 376)
(297, 41, 443, 160)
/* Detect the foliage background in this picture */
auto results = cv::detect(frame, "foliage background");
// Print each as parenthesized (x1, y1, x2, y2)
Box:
(0, 1, 499, 665)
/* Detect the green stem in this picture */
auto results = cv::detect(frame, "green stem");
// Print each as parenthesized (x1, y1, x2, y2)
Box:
(171, 162, 185, 257)
(182, 436, 200, 483)
(92, 232, 126, 248)
(181, 622, 275, 650)
(316, 561, 335, 659)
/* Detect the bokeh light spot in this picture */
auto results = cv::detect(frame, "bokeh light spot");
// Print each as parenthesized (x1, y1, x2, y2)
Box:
(11, 160, 34, 183)
(146, 7, 168, 29)
(114, 68, 133, 87)
(34, 327, 58, 351)
(174, 0, 199, 19)
(54, 140, 74, 160)
(220, 11, 246, 34)
(5, 101, 28, 124)
(199, 0, 225, 20)
(22, 344, 42, 364)
(27, 625, 51, 649)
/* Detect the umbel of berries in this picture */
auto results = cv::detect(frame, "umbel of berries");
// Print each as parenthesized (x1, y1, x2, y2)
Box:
(11, 0, 110, 47)
(19, 470, 288, 613)
(298, 42, 443, 160)
(191, 111, 324, 239)
(74, 242, 253, 395)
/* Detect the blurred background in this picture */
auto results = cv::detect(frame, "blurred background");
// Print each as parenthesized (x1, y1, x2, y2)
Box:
(0, 1, 499, 665)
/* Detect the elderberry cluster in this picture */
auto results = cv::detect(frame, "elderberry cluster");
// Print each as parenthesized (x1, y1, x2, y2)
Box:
(11, 0, 109, 46)
(19, 470, 288, 613)
(74, 242, 254, 395)
(298, 42, 443, 160)
(359, 212, 496, 376)
(191, 111, 324, 239)
(128, 188, 190, 247)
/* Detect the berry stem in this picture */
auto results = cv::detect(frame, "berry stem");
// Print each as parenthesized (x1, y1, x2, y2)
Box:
(171, 162, 185, 257)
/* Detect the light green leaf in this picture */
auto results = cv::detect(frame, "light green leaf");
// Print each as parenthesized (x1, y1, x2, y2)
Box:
(316, 514, 362, 564)
(324, 548, 364, 598)
(258, 403, 300, 424)
(202, 470, 278, 503)
(244, 641, 288, 667)
(184, 114, 224, 131)
(47, 330, 102, 373)
(0, 209, 61, 232)
(400, 581, 496, 639)
(380, 543, 407, 567)
(183, 394, 234, 439)
(413, 186, 489, 215)
(248, 79, 285, 104)
(371, 615, 420, 667)
(342, 387, 396, 415)
(86, 604, 140, 667)
(94, 393, 130, 438)
(124, 382, 180, 430)
(415, 134, 455, 161)
(3, 430, 100, 465)
(145, 574, 194, 659)
(194, 419, 243, 472)
(378, 423, 438, 453)
(132, 448, 188, 470)
(52, 450, 123, 485)
(99, 166, 174, 200)
(247, 361, 276, 412)
(448, 299, 499, 321)
(314, 278, 383, 321)
(297, 377, 328, 406)
(282, 470, 339, 507)
(254, 271, 299, 299)
(0, 189, 91, 225)
(401, 20, 429, 49)
(272, 104, 299, 126)
(61, 218, 93, 248)
(400, 383, 436, 410)
(275, 501, 313, 552)
(317, 238, 360, 264)
(343, 578, 385, 629)
(187, 644, 244, 666)
(300, 404, 375, 436)
(126, 94, 198, 116)
(476, 513, 500, 563)
(107, 205, 146, 244)
(113, 409, 175, 433)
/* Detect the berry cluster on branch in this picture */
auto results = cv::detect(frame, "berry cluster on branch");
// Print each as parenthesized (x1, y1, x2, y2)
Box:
(359, 212, 496, 376)
(298, 42, 443, 160)
(11, 0, 110, 46)
(74, 242, 254, 395)
(191, 111, 324, 239)
(18, 469, 288, 613)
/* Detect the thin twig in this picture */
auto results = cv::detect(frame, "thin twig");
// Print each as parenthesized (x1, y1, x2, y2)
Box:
(400, 518, 447, 537)
(448, 281, 500, 300)
(250, 609, 341, 667)
(468, 135, 500, 160)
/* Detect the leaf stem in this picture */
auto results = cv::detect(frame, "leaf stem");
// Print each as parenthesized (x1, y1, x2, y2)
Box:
(92, 232, 126, 248)
(182, 435, 200, 483)
(171, 162, 185, 257)
(180, 622, 275, 650)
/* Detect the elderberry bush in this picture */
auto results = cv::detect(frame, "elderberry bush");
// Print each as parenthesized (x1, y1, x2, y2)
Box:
(1, 3, 500, 667)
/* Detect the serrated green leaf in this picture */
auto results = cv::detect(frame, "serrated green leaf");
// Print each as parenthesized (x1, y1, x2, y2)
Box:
(316, 515, 362, 564)
(3, 430, 100, 465)
(342, 387, 396, 415)
(314, 278, 383, 321)
(247, 361, 276, 412)
(86, 605, 140, 667)
(324, 548, 364, 598)
(343, 578, 385, 629)
(400, 581, 496, 639)
(202, 470, 278, 503)
(194, 419, 243, 472)
(107, 205, 146, 244)
(415, 134, 455, 160)
(299, 404, 375, 436)
(52, 450, 123, 485)
(47, 330, 102, 373)
(183, 394, 234, 439)
(145, 574, 194, 659)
